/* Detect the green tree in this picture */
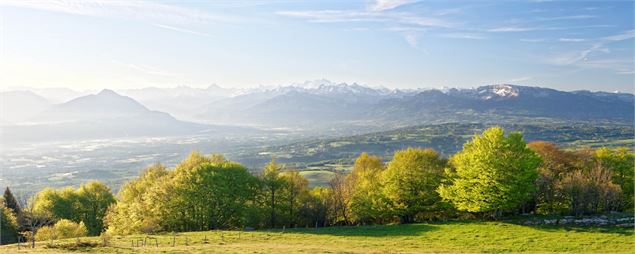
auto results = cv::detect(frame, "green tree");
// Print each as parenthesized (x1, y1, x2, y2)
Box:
(173, 161, 259, 230)
(438, 127, 541, 217)
(33, 187, 81, 222)
(382, 148, 446, 223)
(105, 163, 168, 235)
(348, 153, 388, 224)
(32, 181, 115, 235)
(594, 147, 634, 210)
(261, 158, 286, 228)
(3, 187, 20, 216)
(0, 206, 18, 244)
(280, 170, 309, 227)
(76, 181, 116, 235)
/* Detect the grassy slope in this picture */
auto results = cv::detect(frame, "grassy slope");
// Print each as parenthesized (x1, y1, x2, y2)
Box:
(2, 221, 633, 254)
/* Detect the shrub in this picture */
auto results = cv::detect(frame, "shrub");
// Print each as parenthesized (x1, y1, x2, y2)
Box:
(37, 219, 88, 241)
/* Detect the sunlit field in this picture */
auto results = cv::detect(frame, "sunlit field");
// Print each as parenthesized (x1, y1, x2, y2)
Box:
(2, 221, 633, 254)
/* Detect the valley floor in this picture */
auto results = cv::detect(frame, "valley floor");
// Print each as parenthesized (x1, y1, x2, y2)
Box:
(2, 221, 633, 254)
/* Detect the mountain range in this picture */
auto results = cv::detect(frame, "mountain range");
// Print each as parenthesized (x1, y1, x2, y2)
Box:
(1, 90, 218, 143)
(2, 81, 633, 143)
(196, 81, 633, 127)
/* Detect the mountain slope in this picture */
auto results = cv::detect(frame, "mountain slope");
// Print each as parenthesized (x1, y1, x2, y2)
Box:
(373, 84, 634, 122)
(0, 91, 52, 123)
(3, 90, 214, 143)
(197, 82, 634, 127)
(34, 89, 148, 122)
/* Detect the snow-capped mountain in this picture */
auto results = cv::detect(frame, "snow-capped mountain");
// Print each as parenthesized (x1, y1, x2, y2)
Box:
(5, 82, 632, 131)
(196, 82, 633, 127)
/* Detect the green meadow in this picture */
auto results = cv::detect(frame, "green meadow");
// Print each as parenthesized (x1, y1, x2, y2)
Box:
(3, 221, 632, 254)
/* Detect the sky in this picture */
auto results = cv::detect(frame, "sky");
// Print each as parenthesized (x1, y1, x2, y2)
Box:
(0, 0, 633, 92)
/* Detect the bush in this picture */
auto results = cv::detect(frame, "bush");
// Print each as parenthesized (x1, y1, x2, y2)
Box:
(38, 219, 88, 241)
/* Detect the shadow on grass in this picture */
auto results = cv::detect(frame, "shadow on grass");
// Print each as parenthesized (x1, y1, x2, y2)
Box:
(278, 223, 439, 237)
(521, 224, 634, 236)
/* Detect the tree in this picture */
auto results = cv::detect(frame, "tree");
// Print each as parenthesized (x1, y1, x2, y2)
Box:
(328, 173, 351, 225)
(105, 163, 168, 235)
(438, 127, 541, 217)
(560, 163, 622, 215)
(594, 147, 634, 210)
(0, 206, 18, 245)
(31, 181, 115, 236)
(303, 187, 330, 227)
(261, 158, 286, 228)
(348, 153, 387, 224)
(382, 148, 446, 223)
(280, 170, 309, 227)
(32, 187, 81, 223)
(76, 182, 116, 235)
(3, 187, 20, 215)
(174, 162, 259, 230)
(528, 141, 581, 214)
(21, 195, 54, 248)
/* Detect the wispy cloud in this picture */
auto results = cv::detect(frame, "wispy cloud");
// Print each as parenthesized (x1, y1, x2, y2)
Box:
(559, 38, 586, 42)
(439, 33, 486, 40)
(488, 26, 538, 32)
(520, 38, 546, 42)
(537, 15, 596, 21)
(153, 24, 214, 38)
(547, 30, 635, 73)
(369, 0, 417, 12)
(603, 29, 635, 41)
(277, 10, 452, 28)
(488, 24, 611, 33)
(0, 0, 240, 24)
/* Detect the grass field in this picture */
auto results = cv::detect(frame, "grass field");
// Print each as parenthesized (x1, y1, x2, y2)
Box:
(2, 221, 633, 253)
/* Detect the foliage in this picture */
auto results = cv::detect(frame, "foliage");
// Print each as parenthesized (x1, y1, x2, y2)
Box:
(528, 142, 631, 215)
(279, 170, 310, 227)
(37, 219, 88, 241)
(438, 127, 541, 215)
(261, 158, 286, 228)
(0, 206, 18, 244)
(32, 182, 115, 236)
(382, 148, 447, 223)
(594, 147, 634, 210)
(3, 188, 20, 216)
(347, 153, 387, 224)
(104, 163, 167, 235)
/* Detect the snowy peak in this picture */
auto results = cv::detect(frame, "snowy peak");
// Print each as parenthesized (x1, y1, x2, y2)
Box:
(477, 84, 520, 100)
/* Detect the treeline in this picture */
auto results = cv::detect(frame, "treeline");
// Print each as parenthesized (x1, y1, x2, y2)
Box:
(1, 127, 633, 244)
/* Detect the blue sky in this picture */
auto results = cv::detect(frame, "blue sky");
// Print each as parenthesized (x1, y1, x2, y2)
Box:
(0, 0, 633, 92)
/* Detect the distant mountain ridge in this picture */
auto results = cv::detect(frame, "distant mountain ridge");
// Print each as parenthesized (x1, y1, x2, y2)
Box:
(35, 89, 149, 122)
(372, 84, 634, 123)
(2, 90, 219, 143)
(197, 82, 634, 127)
(4, 81, 633, 130)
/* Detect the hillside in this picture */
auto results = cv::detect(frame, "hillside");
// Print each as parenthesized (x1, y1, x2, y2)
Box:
(0, 90, 52, 123)
(2, 221, 632, 253)
(1, 90, 223, 143)
(247, 122, 635, 169)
